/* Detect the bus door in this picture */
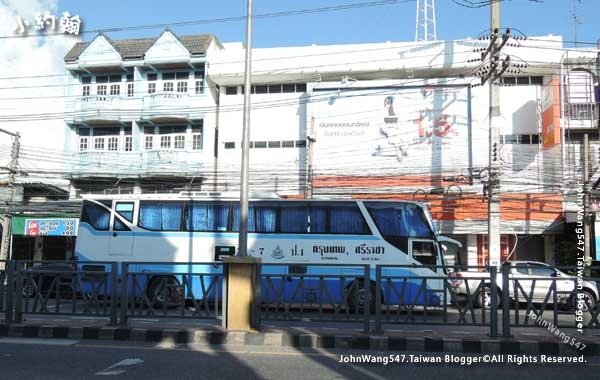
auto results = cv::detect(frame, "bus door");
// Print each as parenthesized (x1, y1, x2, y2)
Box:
(109, 201, 135, 256)
(408, 238, 443, 304)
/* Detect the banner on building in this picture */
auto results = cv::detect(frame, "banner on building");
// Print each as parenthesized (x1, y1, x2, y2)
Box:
(541, 77, 561, 149)
(22, 218, 79, 236)
(310, 83, 470, 180)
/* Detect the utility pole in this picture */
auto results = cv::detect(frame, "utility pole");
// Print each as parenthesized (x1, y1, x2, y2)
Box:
(415, 0, 437, 42)
(583, 133, 591, 260)
(237, 0, 253, 257)
(486, 0, 502, 267)
(305, 116, 315, 199)
(0, 130, 20, 262)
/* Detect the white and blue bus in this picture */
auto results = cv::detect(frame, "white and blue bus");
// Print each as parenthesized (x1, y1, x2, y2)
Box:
(74, 192, 460, 307)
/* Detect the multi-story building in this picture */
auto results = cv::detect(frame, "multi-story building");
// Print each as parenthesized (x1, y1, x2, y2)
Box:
(4, 29, 596, 264)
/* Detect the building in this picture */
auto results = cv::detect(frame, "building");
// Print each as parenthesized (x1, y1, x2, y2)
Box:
(4, 30, 596, 264)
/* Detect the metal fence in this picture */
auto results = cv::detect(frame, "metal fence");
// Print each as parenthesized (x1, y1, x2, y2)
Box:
(1, 260, 599, 337)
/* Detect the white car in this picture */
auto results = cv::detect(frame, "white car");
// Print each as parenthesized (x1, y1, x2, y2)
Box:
(449, 261, 599, 310)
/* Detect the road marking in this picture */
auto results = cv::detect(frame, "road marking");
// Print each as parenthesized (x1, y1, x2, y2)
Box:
(0, 338, 78, 346)
(95, 358, 144, 376)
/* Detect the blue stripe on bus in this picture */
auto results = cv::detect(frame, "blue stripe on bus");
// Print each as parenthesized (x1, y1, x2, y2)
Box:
(78, 223, 380, 241)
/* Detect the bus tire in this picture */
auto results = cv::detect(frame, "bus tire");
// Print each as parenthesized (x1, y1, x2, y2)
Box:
(146, 276, 182, 308)
(347, 280, 376, 313)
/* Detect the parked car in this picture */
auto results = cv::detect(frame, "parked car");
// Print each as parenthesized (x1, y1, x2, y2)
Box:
(449, 261, 599, 310)
(21, 263, 77, 298)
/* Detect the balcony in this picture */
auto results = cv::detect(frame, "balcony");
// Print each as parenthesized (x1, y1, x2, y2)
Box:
(141, 90, 209, 121)
(564, 103, 599, 129)
(69, 95, 142, 123)
(69, 149, 207, 178)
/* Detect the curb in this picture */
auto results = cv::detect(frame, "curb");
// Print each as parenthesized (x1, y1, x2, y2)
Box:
(1, 324, 598, 356)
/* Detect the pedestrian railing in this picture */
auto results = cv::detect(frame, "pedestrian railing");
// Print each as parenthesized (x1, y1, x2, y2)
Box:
(1, 260, 598, 336)
(119, 262, 223, 326)
(259, 264, 371, 332)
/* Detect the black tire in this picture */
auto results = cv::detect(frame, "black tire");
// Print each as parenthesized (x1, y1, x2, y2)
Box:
(146, 276, 182, 308)
(347, 280, 376, 313)
(577, 289, 596, 312)
(22, 280, 36, 298)
(476, 285, 501, 309)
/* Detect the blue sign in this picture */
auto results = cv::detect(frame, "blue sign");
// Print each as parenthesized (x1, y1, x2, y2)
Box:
(25, 218, 78, 237)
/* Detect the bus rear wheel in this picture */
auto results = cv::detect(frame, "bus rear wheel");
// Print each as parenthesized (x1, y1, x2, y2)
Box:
(146, 276, 183, 308)
(347, 280, 376, 313)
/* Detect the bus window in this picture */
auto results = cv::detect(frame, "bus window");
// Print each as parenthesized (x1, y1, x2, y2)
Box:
(411, 241, 437, 266)
(309, 206, 327, 233)
(329, 205, 370, 234)
(185, 202, 228, 232)
(231, 203, 277, 233)
(280, 205, 309, 233)
(139, 201, 183, 231)
(365, 202, 433, 238)
(115, 202, 134, 222)
(81, 201, 110, 231)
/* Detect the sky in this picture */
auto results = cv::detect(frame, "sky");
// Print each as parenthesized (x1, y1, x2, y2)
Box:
(6, 0, 600, 48)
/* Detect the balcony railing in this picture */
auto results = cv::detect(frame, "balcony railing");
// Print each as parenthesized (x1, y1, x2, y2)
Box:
(564, 102, 599, 121)
(146, 92, 189, 107)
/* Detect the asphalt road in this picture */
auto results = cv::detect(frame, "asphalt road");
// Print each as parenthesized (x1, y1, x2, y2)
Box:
(0, 338, 599, 380)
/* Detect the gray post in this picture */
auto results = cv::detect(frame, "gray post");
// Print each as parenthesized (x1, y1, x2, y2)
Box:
(583, 134, 591, 260)
(4, 260, 15, 322)
(489, 266, 498, 337)
(501, 264, 511, 337)
(13, 260, 23, 323)
(110, 262, 118, 326)
(374, 266, 383, 335)
(237, 0, 254, 257)
(119, 262, 129, 326)
(1, 132, 20, 263)
(363, 265, 371, 334)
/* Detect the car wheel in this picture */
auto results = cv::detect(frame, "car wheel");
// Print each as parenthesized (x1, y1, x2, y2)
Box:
(579, 290, 596, 311)
(476, 285, 501, 309)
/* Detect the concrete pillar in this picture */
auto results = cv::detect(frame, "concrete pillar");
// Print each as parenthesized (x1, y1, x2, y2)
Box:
(467, 234, 479, 267)
(543, 235, 555, 265)
(222, 256, 261, 331)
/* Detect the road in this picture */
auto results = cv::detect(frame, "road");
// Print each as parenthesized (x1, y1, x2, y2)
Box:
(0, 337, 598, 380)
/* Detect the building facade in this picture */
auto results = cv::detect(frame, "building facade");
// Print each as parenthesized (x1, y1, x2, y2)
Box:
(50, 30, 599, 265)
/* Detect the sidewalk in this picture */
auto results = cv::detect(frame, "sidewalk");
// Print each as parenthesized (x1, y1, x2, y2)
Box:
(1, 317, 599, 356)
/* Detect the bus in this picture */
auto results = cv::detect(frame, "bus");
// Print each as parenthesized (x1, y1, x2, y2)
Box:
(74, 192, 460, 308)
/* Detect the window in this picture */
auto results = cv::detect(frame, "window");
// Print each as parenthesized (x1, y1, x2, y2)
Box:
(224, 142, 235, 149)
(110, 84, 120, 96)
(127, 83, 134, 97)
(528, 264, 556, 277)
(82, 85, 90, 97)
(124, 136, 132, 152)
(231, 204, 277, 233)
(115, 202, 134, 222)
(268, 84, 282, 94)
(268, 141, 281, 148)
(280, 205, 309, 233)
(139, 201, 183, 231)
(160, 135, 171, 149)
(162, 72, 175, 92)
(296, 83, 307, 92)
(79, 137, 88, 151)
(177, 81, 188, 93)
(296, 140, 306, 148)
(282, 140, 295, 148)
(147, 73, 157, 94)
(107, 137, 119, 151)
(145, 135, 153, 150)
(109, 75, 122, 83)
(174, 135, 185, 149)
(97, 85, 107, 96)
(81, 76, 91, 84)
(195, 69, 205, 94)
(254, 141, 267, 148)
(225, 86, 237, 95)
(328, 205, 369, 234)
(365, 202, 433, 238)
(163, 82, 174, 92)
(184, 202, 229, 232)
(81, 201, 110, 231)
(94, 137, 105, 150)
(255, 85, 268, 94)
(412, 241, 437, 266)
(192, 134, 202, 150)
(282, 84, 296, 93)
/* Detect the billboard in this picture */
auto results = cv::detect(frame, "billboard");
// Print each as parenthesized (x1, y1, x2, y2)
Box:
(24, 218, 78, 236)
(311, 84, 471, 180)
(541, 77, 561, 149)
